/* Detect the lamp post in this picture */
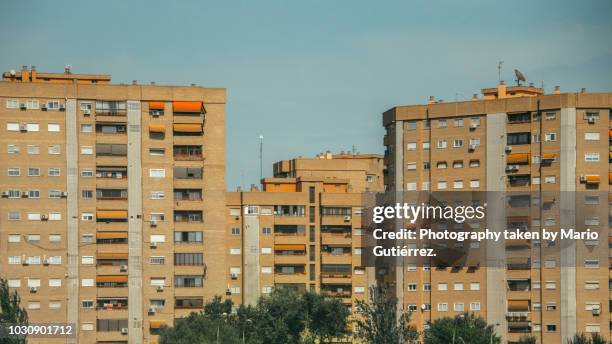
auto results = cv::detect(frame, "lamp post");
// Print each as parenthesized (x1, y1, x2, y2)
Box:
(216, 312, 228, 344)
(259, 135, 263, 181)
(242, 319, 252, 344)
(452, 314, 465, 344)
(490, 323, 500, 344)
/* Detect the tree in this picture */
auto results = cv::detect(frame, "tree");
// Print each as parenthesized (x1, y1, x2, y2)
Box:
(354, 285, 419, 344)
(518, 335, 538, 344)
(0, 278, 28, 344)
(590, 333, 607, 344)
(251, 288, 307, 344)
(302, 291, 350, 343)
(424, 313, 500, 344)
(567, 333, 608, 344)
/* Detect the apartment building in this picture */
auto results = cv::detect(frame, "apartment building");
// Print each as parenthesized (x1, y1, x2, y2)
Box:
(0, 66, 226, 344)
(225, 153, 383, 314)
(382, 82, 612, 343)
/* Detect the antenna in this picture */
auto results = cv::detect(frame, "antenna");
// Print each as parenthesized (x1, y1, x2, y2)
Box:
(497, 61, 503, 83)
(259, 135, 264, 182)
(514, 69, 527, 86)
(352, 144, 357, 155)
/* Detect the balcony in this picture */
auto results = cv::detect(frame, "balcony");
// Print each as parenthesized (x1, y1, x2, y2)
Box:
(174, 146, 203, 161)
(95, 101, 127, 116)
(96, 232, 128, 245)
(96, 189, 128, 200)
(507, 257, 530, 270)
(96, 123, 127, 135)
(96, 298, 128, 310)
(174, 211, 203, 223)
(96, 275, 128, 288)
(96, 210, 128, 223)
(173, 167, 202, 180)
(174, 189, 202, 202)
(321, 284, 352, 299)
(96, 166, 127, 179)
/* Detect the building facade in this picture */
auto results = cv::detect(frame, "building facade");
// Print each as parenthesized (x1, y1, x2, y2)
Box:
(382, 82, 612, 343)
(225, 153, 383, 315)
(0, 66, 226, 344)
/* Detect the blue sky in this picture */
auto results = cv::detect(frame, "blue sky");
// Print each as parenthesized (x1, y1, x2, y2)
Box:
(1, 0, 611, 189)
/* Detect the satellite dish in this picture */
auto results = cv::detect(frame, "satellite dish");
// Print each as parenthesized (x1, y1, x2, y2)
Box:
(514, 69, 527, 86)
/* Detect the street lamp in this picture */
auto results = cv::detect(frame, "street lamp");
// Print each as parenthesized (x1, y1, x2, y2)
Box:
(490, 323, 500, 344)
(242, 318, 252, 344)
(217, 312, 228, 344)
(452, 314, 465, 344)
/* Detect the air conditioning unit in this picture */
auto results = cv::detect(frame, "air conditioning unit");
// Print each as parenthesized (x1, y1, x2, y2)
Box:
(150, 219, 157, 227)
(156, 285, 164, 292)
(19, 124, 27, 132)
(43, 259, 49, 266)
(587, 117, 596, 124)
(29, 287, 38, 293)
(120, 328, 128, 335)
(148, 307, 156, 315)
(40, 214, 48, 221)
(82, 109, 91, 115)
(468, 144, 477, 151)
(230, 273, 239, 280)
(120, 265, 128, 272)
(61, 191, 68, 197)
(579, 175, 587, 183)
(505, 165, 519, 172)
(1, 191, 9, 197)
(150, 242, 157, 248)
(469, 123, 478, 129)
(59, 104, 66, 111)
(40, 104, 47, 111)
(505, 146, 512, 152)
(21, 193, 29, 198)
(420, 304, 428, 311)
(22, 260, 29, 266)
(343, 216, 351, 221)
(226, 288, 232, 295)
(592, 306, 601, 315)
(20, 103, 26, 110)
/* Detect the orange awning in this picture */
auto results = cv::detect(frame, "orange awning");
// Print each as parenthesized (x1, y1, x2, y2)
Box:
(507, 300, 529, 311)
(585, 175, 600, 184)
(609, 129, 612, 139)
(609, 172, 612, 184)
(507, 216, 529, 223)
(96, 275, 128, 283)
(150, 320, 167, 329)
(96, 210, 128, 219)
(149, 102, 165, 110)
(173, 101, 203, 113)
(507, 153, 530, 164)
(541, 153, 556, 160)
(97, 252, 128, 259)
(275, 244, 306, 251)
(96, 232, 128, 239)
(149, 124, 166, 133)
(173, 123, 202, 133)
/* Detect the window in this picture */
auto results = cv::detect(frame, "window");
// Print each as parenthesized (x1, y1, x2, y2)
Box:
(454, 303, 464, 312)
(8, 212, 20, 220)
(507, 132, 531, 145)
(8, 256, 21, 264)
(48, 145, 61, 154)
(81, 279, 94, 287)
(544, 176, 556, 184)
(544, 133, 557, 141)
(406, 162, 417, 171)
(26, 100, 40, 109)
(47, 100, 60, 110)
(81, 190, 93, 199)
(6, 99, 18, 108)
(150, 256, 165, 265)
(8, 190, 20, 198)
(546, 324, 556, 332)
(27, 145, 40, 154)
(545, 281, 556, 290)
(584, 259, 599, 268)
(406, 182, 417, 191)
(438, 283, 448, 291)
(26, 123, 39, 132)
(423, 162, 430, 169)
(544, 259, 556, 268)
(470, 302, 481, 311)
(585, 324, 601, 333)
(27, 279, 40, 288)
(407, 142, 417, 150)
(470, 282, 480, 291)
(407, 283, 417, 291)
(423, 283, 431, 291)
(584, 111, 599, 121)
(261, 247, 272, 254)
(149, 148, 165, 156)
(150, 191, 165, 200)
(453, 160, 463, 169)
(437, 181, 447, 190)
(80, 146, 93, 155)
(532, 177, 541, 185)
(81, 234, 94, 243)
(174, 253, 203, 266)
(81, 256, 94, 265)
(469, 138, 480, 146)
(49, 190, 63, 198)
(261, 266, 272, 274)
(80, 102, 92, 112)
(406, 121, 417, 130)
(262, 227, 272, 235)
(437, 119, 447, 128)
(149, 169, 166, 178)
(584, 153, 600, 162)
(437, 139, 447, 149)
(28, 167, 40, 176)
(469, 159, 480, 168)
(150, 235, 166, 243)
(545, 112, 556, 120)
(422, 181, 430, 190)
(546, 303, 556, 311)
(438, 303, 448, 312)
(80, 124, 93, 133)
(436, 161, 447, 169)
(584, 132, 600, 140)
(454, 283, 464, 291)
(80, 169, 93, 177)
(28, 302, 40, 310)
(230, 248, 241, 255)
(48, 234, 61, 242)
(49, 279, 62, 287)
(28, 213, 41, 220)
(8, 279, 21, 288)
(81, 300, 94, 309)
(47, 123, 60, 132)
(354, 286, 365, 294)
(8, 234, 21, 243)
(48, 168, 61, 176)
(453, 180, 463, 189)
(81, 213, 94, 221)
(7, 144, 19, 154)
(470, 180, 480, 188)
(453, 118, 463, 127)
(453, 139, 463, 148)
(231, 227, 240, 235)
(7, 167, 20, 176)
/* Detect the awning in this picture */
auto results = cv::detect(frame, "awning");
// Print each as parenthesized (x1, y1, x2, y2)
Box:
(173, 123, 202, 132)
(506, 239, 530, 247)
(173, 101, 203, 113)
(541, 153, 556, 160)
(97, 252, 128, 259)
(609, 172, 612, 184)
(96, 232, 128, 239)
(507, 153, 530, 164)
(608, 236, 612, 245)
(585, 175, 600, 184)
(149, 102, 165, 110)
(150, 320, 167, 329)
(507, 300, 529, 311)
(96, 275, 128, 283)
(609, 129, 612, 139)
(149, 124, 166, 133)
(275, 244, 306, 251)
(507, 216, 529, 223)
(96, 210, 128, 219)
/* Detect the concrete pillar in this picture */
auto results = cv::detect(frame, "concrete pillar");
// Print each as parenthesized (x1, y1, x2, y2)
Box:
(127, 100, 143, 344)
(485, 112, 507, 338)
(243, 206, 261, 306)
(393, 121, 404, 310)
(559, 107, 577, 342)
(65, 99, 79, 343)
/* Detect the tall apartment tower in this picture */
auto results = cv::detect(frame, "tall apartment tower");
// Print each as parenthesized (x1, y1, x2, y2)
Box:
(225, 153, 383, 314)
(0, 66, 226, 344)
(383, 82, 612, 343)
